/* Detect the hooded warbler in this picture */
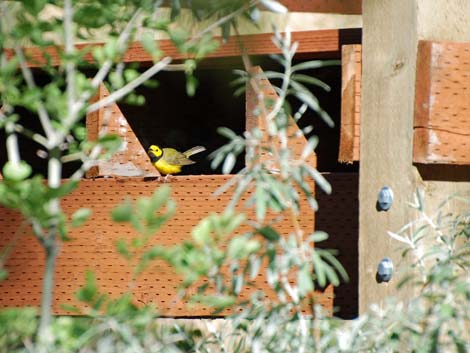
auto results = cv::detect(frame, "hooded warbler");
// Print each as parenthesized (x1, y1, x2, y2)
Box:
(147, 145, 206, 176)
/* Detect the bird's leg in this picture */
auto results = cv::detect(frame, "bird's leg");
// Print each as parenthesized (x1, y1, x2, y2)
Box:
(163, 174, 172, 183)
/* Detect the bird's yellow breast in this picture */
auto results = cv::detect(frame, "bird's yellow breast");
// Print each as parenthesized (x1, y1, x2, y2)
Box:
(154, 159, 182, 175)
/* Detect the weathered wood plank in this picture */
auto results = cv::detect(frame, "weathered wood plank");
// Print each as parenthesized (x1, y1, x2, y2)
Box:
(414, 40, 470, 164)
(281, 0, 362, 14)
(5, 29, 361, 68)
(360, 0, 470, 313)
(246, 66, 317, 169)
(85, 84, 158, 178)
(0, 176, 333, 316)
(339, 44, 361, 163)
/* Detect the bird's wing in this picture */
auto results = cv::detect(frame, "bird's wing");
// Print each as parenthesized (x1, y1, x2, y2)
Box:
(163, 148, 195, 166)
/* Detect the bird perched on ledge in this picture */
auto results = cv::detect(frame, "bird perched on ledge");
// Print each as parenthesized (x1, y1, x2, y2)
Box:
(147, 145, 206, 180)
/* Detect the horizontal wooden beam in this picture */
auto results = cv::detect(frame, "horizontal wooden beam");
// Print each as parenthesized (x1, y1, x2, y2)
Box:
(0, 176, 332, 316)
(281, 0, 362, 14)
(6, 29, 361, 68)
(339, 40, 470, 166)
(414, 40, 470, 164)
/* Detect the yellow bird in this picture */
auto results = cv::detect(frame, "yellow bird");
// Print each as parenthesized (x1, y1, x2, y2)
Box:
(147, 145, 206, 178)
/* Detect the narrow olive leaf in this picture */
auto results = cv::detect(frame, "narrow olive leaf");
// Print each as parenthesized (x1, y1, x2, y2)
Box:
(312, 251, 326, 287)
(257, 225, 280, 242)
(150, 184, 171, 211)
(260, 0, 288, 13)
(249, 256, 262, 280)
(320, 250, 349, 282)
(141, 32, 158, 56)
(222, 152, 236, 174)
(218, 127, 238, 140)
(323, 263, 340, 286)
(292, 59, 340, 72)
(298, 264, 314, 297)
(387, 231, 412, 245)
(301, 136, 319, 160)
(71, 208, 92, 227)
(232, 274, 244, 295)
(292, 74, 331, 91)
(221, 22, 231, 42)
(111, 200, 133, 222)
(192, 217, 212, 246)
(255, 186, 267, 221)
(306, 166, 332, 194)
(311, 231, 329, 242)
(186, 75, 198, 97)
(116, 239, 132, 260)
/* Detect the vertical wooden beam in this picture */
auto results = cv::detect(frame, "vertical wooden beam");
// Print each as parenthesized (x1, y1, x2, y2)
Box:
(360, 0, 470, 312)
(339, 44, 361, 163)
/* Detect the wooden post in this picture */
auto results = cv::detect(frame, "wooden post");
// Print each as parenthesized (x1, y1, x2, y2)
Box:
(360, 0, 470, 312)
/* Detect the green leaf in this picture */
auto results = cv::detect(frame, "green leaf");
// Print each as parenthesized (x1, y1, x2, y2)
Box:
(217, 127, 238, 140)
(292, 74, 331, 91)
(291, 60, 340, 72)
(192, 218, 212, 245)
(2, 161, 32, 181)
(191, 294, 236, 310)
(228, 237, 246, 259)
(71, 208, 92, 227)
(141, 32, 158, 57)
(46, 181, 79, 199)
(298, 265, 314, 297)
(23, 0, 47, 15)
(257, 226, 280, 242)
(260, 0, 288, 13)
(116, 239, 132, 260)
(112, 200, 133, 222)
(186, 75, 199, 97)
(311, 231, 329, 242)
(76, 271, 98, 304)
(222, 153, 236, 174)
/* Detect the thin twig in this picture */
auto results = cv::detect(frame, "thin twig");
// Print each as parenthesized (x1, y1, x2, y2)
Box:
(86, 57, 172, 114)
(14, 46, 55, 141)
(186, 0, 260, 47)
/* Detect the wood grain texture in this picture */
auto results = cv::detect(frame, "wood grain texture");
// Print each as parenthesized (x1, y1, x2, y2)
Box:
(5, 29, 361, 68)
(414, 40, 470, 164)
(0, 176, 333, 316)
(85, 84, 159, 178)
(245, 66, 317, 169)
(359, 0, 419, 312)
(339, 44, 361, 163)
(281, 0, 362, 14)
(360, 0, 470, 313)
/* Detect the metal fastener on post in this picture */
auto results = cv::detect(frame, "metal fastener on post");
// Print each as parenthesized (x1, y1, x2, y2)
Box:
(376, 257, 394, 283)
(377, 186, 394, 211)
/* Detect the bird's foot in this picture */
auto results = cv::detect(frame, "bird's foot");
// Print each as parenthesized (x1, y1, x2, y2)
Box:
(163, 174, 173, 183)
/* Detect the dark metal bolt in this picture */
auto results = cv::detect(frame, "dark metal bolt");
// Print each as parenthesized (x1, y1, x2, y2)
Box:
(376, 257, 394, 283)
(377, 186, 394, 211)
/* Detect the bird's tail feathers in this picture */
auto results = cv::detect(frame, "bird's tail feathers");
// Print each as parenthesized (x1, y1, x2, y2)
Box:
(183, 146, 206, 157)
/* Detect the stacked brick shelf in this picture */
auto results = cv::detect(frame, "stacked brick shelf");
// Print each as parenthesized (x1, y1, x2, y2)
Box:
(0, 28, 362, 317)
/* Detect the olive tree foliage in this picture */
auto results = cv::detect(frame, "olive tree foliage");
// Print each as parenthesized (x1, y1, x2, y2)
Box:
(1, 1, 469, 353)
(0, 0, 298, 346)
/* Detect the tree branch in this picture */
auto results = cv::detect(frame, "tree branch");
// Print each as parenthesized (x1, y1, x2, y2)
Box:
(86, 56, 172, 114)
(14, 46, 55, 142)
